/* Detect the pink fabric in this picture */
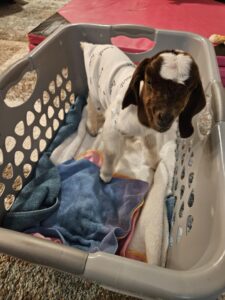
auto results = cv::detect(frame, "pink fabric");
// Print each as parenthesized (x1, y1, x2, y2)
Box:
(77, 150, 103, 168)
(118, 208, 145, 260)
(28, 33, 45, 51)
(78, 150, 146, 258)
(31, 232, 62, 244)
(59, 0, 225, 39)
(59, 0, 225, 87)
(220, 67, 225, 85)
(217, 57, 225, 86)
(218, 56, 225, 67)
(30, 0, 225, 85)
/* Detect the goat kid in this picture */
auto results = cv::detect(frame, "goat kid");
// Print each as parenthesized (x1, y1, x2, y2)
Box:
(81, 42, 206, 182)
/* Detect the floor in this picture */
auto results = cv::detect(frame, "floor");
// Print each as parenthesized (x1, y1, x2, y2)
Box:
(0, 0, 69, 71)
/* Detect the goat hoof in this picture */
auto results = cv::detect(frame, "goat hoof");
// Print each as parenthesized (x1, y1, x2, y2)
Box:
(100, 171, 112, 183)
(86, 123, 98, 137)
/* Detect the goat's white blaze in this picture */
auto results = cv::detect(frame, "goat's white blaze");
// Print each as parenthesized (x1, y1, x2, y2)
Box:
(159, 53, 192, 84)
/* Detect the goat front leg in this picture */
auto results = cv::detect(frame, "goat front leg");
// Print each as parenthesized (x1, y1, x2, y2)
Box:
(86, 95, 105, 137)
(100, 151, 117, 183)
(143, 134, 161, 171)
(100, 126, 124, 183)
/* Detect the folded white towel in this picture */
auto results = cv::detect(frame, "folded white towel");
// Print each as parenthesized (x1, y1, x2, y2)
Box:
(123, 140, 176, 266)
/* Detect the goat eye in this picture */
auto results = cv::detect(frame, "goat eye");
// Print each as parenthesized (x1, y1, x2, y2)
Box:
(146, 80, 152, 86)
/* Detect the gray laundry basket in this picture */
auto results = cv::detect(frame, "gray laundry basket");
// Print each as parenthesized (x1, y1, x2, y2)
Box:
(0, 23, 225, 300)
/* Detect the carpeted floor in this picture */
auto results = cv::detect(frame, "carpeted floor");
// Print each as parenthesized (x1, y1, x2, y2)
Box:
(0, 1, 138, 299)
(0, 253, 137, 300)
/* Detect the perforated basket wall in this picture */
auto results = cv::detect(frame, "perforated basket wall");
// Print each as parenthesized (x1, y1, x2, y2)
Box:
(166, 101, 217, 269)
(0, 66, 75, 217)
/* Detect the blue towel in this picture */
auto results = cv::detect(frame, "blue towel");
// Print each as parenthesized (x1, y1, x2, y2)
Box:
(26, 159, 149, 254)
(166, 195, 176, 233)
(3, 96, 86, 231)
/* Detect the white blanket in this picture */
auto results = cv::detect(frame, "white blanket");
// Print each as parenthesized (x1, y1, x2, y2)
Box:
(50, 107, 176, 266)
(123, 141, 176, 266)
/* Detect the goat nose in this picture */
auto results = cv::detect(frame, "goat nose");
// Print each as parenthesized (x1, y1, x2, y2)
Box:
(158, 113, 173, 127)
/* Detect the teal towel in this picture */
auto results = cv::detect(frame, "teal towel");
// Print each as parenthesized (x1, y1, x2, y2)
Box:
(3, 96, 86, 231)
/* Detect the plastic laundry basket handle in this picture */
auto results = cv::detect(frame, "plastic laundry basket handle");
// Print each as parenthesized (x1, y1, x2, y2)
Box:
(0, 228, 88, 275)
(211, 81, 225, 122)
(110, 24, 156, 41)
(0, 57, 32, 98)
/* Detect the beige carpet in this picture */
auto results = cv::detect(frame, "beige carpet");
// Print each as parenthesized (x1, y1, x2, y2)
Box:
(0, 40, 28, 75)
(0, 253, 137, 300)
(0, 0, 67, 42)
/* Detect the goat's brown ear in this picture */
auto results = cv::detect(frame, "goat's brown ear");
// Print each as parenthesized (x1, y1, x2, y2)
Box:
(179, 66, 206, 138)
(122, 58, 150, 109)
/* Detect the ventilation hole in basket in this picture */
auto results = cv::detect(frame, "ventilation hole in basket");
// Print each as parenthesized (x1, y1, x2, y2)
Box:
(0, 149, 3, 165)
(30, 149, 39, 162)
(181, 153, 185, 165)
(22, 136, 32, 150)
(174, 196, 177, 207)
(56, 74, 63, 88)
(64, 102, 70, 113)
(188, 146, 192, 153)
(175, 149, 179, 162)
(176, 226, 183, 243)
(49, 80, 56, 94)
(43, 90, 50, 105)
(65, 80, 72, 93)
(2, 163, 13, 179)
(188, 172, 194, 188)
(188, 190, 195, 207)
(186, 215, 194, 234)
(4, 70, 37, 108)
(53, 119, 59, 131)
(198, 106, 213, 137)
(60, 89, 67, 102)
(53, 96, 60, 108)
(33, 126, 41, 140)
(174, 177, 178, 191)
(39, 139, 47, 152)
(14, 120, 25, 136)
(181, 167, 185, 180)
(14, 151, 24, 166)
(172, 212, 176, 226)
(26, 111, 35, 126)
(169, 235, 174, 248)
(188, 152, 194, 167)
(62, 67, 68, 79)
(47, 105, 55, 119)
(45, 127, 52, 140)
(4, 194, 15, 211)
(58, 108, 64, 121)
(23, 163, 32, 178)
(174, 166, 178, 176)
(34, 99, 42, 113)
(70, 93, 75, 105)
(12, 175, 23, 192)
(181, 143, 186, 151)
(39, 113, 47, 127)
(0, 183, 5, 196)
(179, 202, 184, 218)
(5, 136, 16, 153)
(180, 185, 185, 199)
